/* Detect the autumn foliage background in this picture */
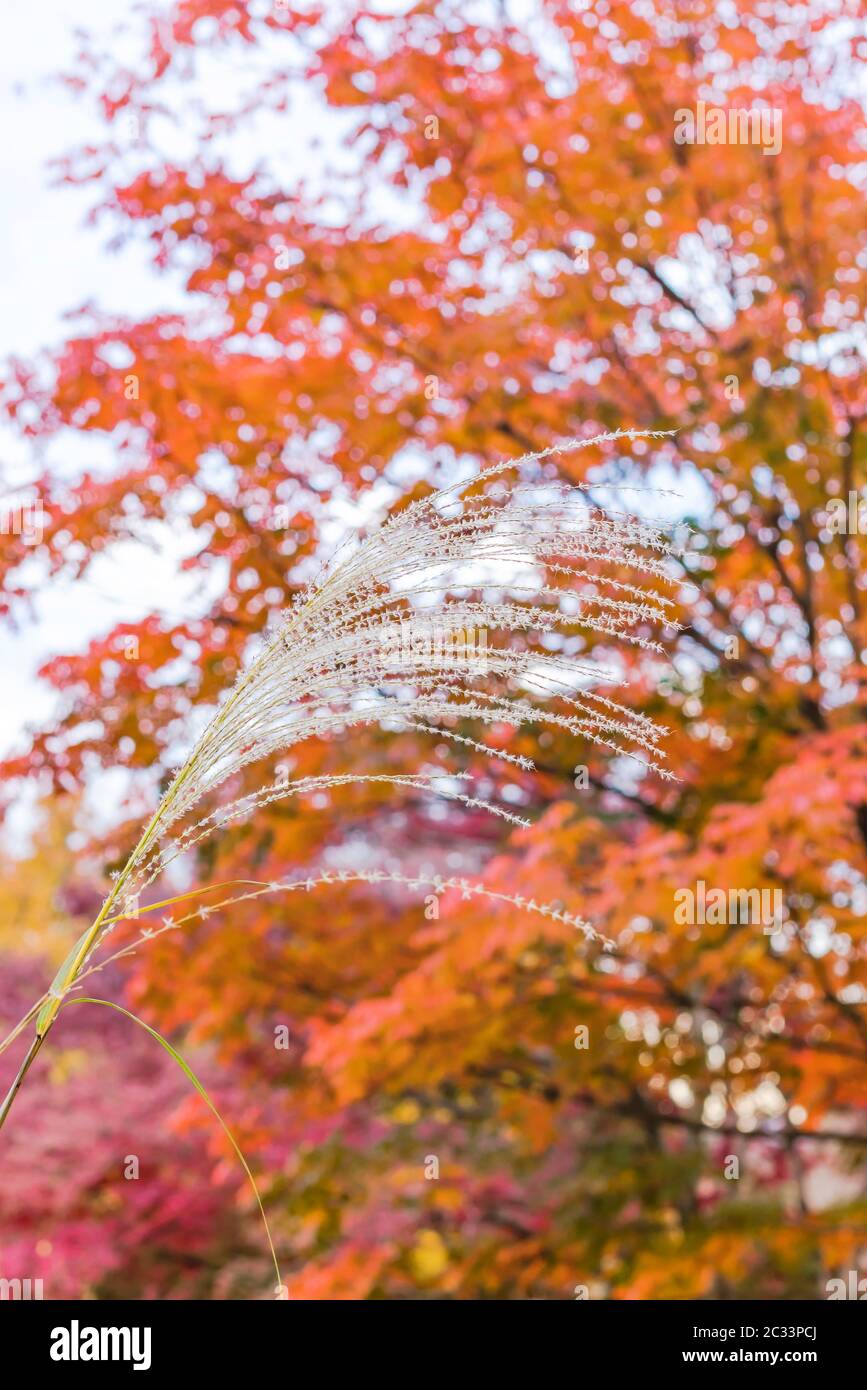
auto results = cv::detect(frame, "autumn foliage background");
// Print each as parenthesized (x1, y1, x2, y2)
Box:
(1, 0, 866, 1299)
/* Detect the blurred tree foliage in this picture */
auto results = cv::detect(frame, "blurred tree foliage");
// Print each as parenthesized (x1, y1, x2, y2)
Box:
(1, 1, 865, 1298)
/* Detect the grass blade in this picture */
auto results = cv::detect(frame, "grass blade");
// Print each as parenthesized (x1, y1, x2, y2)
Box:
(62, 996, 284, 1298)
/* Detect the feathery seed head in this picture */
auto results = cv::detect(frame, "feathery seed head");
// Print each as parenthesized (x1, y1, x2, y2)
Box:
(118, 429, 681, 902)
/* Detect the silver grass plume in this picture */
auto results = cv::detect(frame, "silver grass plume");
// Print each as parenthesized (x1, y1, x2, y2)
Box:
(0, 428, 680, 1129)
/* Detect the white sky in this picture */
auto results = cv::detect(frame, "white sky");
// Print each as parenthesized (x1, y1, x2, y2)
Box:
(0, 3, 199, 755)
(0, 2, 353, 760)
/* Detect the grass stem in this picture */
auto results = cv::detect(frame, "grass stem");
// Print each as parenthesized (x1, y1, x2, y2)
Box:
(0, 1031, 47, 1133)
